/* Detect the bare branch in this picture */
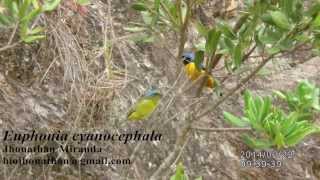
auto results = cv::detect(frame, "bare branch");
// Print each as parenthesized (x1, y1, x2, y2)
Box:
(0, 42, 19, 52)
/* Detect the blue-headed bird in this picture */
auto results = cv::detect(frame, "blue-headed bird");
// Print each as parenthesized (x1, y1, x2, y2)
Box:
(182, 52, 215, 88)
(127, 89, 161, 121)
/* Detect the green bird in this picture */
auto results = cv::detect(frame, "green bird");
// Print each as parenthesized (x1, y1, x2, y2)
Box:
(127, 89, 162, 121)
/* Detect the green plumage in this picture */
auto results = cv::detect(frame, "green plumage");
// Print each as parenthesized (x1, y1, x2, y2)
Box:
(127, 94, 161, 121)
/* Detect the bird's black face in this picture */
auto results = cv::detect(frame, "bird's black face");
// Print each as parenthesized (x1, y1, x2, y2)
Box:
(182, 58, 192, 65)
(182, 52, 195, 65)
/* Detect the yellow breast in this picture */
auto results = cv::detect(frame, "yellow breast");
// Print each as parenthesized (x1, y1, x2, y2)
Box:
(185, 63, 215, 88)
(185, 63, 202, 80)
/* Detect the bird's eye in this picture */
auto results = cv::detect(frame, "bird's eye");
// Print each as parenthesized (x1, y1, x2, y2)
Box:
(183, 59, 190, 65)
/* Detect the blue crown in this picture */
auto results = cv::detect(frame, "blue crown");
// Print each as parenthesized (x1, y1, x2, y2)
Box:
(182, 52, 205, 69)
(182, 52, 195, 61)
(145, 89, 160, 97)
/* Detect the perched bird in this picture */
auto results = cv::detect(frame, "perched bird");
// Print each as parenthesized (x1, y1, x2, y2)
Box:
(182, 52, 215, 88)
(127, 89, 161, 121)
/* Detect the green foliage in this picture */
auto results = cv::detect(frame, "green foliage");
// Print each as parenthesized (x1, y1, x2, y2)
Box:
(170, 163, 188, 180)
(129, 1, 320, 150)
(224, 81, 320, 149)
(76, 0, 90, 6)
(131, 0, 320, 72)
(274, 80, 320, 114)
(205, 29, 221, 56)
(170, 163, 203, 180)
(128, 0, 189, 43)
(194, 50, 204, 71)
(0, 0, 62, 43)
(42, 0, 61, 11)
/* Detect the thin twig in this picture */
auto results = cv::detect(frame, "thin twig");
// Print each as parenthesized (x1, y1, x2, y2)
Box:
(150, 146, 181, 180)
(40, 56, 59, 84)
(172, 134, 191, 165)
(220, 44, 257, 85)
(7, 23, 19, 45)
(0, 42, 19, 52)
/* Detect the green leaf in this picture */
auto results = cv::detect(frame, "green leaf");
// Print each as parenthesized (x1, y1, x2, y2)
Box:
(281, 0, 294, 17)
(151, 0, 161, 26)
(32, 0, 40, 9)
(274, 123, 285, 149)
(244, 91, 251, 111)
(205, 29, 221, 56)
(286, 126, 316, 146)
(223, 111, 250, 127)
(267, 46, 281, 55)
(132, 3, 148, 11)
(273, 90, 286, 99)
(242, 134, 273, 149)
(281, 113, 298, 136)
(261, 14, 275, 26)
(295, 34, 310, 43)
(306, 2, 320, 17)
(123, 26, 146, 32)
(20, 8, 41, 23)
(8, 1, 19, 18)
(233, 42, 243, 68)
(22, 34, 45, 43)
(312, 14, 320, 28)
(312, 88, 320, 110)
(180, 2, 188, 26)
(29, 26, 44, 35)
(170, 163, 188, 180)
(19, 0, 32, 19)
(270, 11, 291, 31)
(194, 50, 204, 71)
(194, 40, 206, 51)
(0, 14, 12, 26)
(218, 21, 236, 39)
(258, 97, 271, 123)
(141, 35, 155, 43)
(76, 0, 90, 6)
(195, 21, 209, 37)
(43, 0, 61, 12)
(129, 33, 154, 43)
(259, 28, 283, 45)
(223, 37, 235, 53)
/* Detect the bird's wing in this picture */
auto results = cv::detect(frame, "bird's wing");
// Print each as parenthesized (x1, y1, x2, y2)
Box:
(135, 98, 156, 112)
(127, 97, 154, 117)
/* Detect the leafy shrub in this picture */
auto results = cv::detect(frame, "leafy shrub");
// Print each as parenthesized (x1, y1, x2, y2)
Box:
(130, 0, 320, 71)
(274, 80, 320, 114)
(170, 163, 202, 180)
(130, 0, 320, 149)
(0, 0, 90, 43)
(0, 0, 61, 43)
(224, 81, 320, 149)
